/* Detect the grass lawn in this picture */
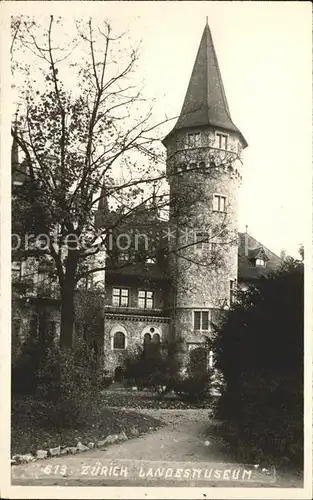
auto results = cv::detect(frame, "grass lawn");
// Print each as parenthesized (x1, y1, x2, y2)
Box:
(11, 396, 163, 456)
(100, 388, 210, 409)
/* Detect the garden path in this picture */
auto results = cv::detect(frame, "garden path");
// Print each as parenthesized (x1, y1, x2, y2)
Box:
(12, 409, 303, 488)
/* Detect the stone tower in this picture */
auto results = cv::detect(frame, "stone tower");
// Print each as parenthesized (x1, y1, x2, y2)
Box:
(162, 21, 248, 357)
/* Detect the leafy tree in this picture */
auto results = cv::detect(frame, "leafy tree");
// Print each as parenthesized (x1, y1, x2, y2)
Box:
(11, 15, 238, 350)
(213, 259, 304, 465)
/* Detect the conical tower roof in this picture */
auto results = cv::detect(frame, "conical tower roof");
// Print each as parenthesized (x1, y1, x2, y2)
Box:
(98, 180, 109, 213)
(163, 21, 247, 147)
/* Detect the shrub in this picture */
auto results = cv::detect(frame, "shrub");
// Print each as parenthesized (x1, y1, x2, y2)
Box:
(36, 339, 102, 427)
(123, 340, 182, 394)
(172, 371, 213, 403)
(12, 335, 45, 395)
(213, 259, 304, 467)
(101, 371, 113, 388)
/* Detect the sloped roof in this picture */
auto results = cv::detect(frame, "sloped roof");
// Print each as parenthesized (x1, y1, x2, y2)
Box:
(238, 232, 282, 281)
(163, 22, 247, 147)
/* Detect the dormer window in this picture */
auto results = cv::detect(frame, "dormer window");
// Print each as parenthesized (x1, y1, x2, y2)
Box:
(255, 258, 265, 267)
(146, 256, 156, 264)
(186, 132, 201, 148)
(216, 133, 228, 150)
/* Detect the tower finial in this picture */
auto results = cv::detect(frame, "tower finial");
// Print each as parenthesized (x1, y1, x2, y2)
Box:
(206, 16, 208, 25)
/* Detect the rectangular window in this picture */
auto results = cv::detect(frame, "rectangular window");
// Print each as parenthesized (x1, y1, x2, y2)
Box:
(86, 274, 93, 289)
(194, 311, 210, 331)
(256, 258, 265, 267)
(187, 133, 201, 148)
(138, 290, 154, 309)
(213, 194, 226, 212)
(112, 288, 129, 307)
(216, 133, 228, 150)
(195, 231, 209, 250)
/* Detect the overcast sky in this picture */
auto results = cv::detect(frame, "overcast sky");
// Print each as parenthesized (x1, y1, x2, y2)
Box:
(6, 1, 312, 258)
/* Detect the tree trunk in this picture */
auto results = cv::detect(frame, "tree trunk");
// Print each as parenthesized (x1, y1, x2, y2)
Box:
(59, 249, 79, 350)
(60, 281, 75, 349)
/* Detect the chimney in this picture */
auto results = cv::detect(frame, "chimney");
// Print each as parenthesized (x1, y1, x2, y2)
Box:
(244, 225, 248, 256)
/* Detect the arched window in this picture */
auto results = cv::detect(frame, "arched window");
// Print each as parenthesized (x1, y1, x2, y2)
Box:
(152, 333, 160, 344)
(143, 333, 151, 344)
(113, 331, 126, 350)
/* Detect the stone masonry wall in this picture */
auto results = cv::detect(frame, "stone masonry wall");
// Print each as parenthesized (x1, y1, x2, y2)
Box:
(166, 127, 243, 345)
(103, 316, 170, 376)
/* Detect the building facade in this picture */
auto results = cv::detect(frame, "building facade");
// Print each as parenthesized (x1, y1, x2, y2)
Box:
(12, 22, 282, 380)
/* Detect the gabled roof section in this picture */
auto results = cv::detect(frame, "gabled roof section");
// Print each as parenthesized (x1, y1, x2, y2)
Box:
(163, 21, 247, 148)
(238, 232, 282, 281)
(248, 246, 270, 261)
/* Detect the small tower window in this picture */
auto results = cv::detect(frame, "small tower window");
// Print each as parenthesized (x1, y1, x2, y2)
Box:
(255, 258, 265, 267)
(195, 231, 209, 250)
(216, 133, 228, 150)
(194, 311, 210, 331)
(230, 279, 236, 304)
(213, 194, 226, 212)
(186, 133, 201, 148)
